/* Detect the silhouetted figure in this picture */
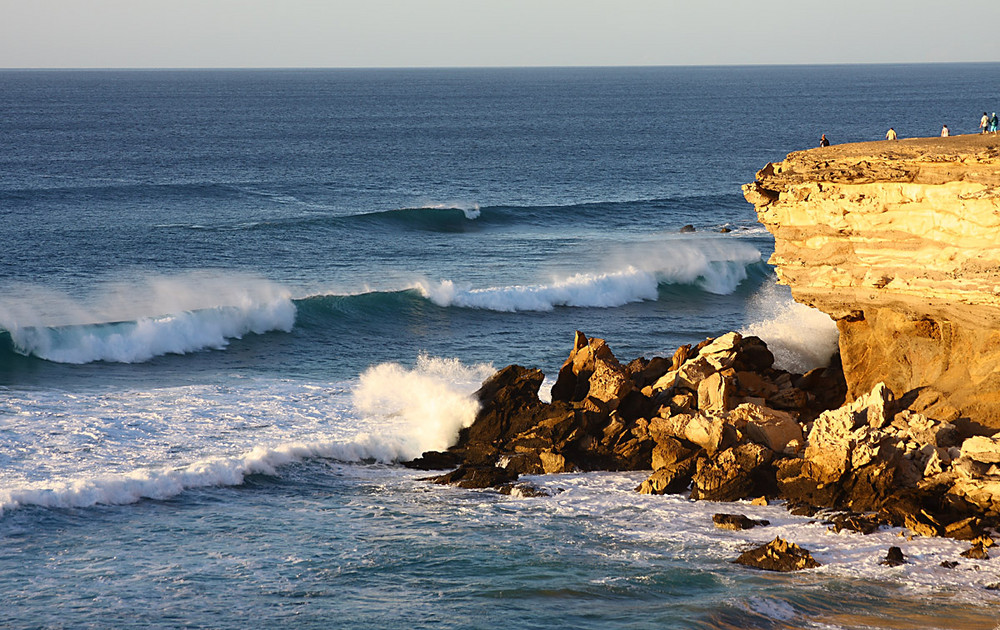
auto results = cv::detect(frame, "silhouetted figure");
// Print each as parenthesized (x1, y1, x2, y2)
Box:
(819, 134, 830, 147)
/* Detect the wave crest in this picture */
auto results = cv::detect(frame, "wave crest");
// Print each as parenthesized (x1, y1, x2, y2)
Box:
(0, 273, 296, 364)
(416, 240, 762, 312)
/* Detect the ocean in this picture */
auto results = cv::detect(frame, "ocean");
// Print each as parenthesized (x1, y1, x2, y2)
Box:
(2, 64, 999, 629)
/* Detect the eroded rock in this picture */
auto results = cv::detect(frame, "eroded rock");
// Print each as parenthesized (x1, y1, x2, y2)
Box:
(733, 537, 821, 572)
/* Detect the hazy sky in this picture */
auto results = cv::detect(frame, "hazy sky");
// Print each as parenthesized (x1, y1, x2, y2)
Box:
(3, 0, 999, 68)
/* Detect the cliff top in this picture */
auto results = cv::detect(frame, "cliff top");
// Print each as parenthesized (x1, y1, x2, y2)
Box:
(759, 134, 1000, 186)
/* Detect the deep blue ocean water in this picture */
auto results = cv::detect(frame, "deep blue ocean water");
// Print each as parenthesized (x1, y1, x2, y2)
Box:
(2, 65, 999, 629)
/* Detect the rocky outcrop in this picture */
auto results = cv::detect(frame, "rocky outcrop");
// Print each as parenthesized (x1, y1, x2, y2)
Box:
(410, 328, 1000, 541)
(743, 135, 1000, 430)
(733, 537, 821, 572)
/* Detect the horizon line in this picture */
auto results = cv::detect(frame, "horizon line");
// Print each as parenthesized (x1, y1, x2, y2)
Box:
(2, 60, 999, 72)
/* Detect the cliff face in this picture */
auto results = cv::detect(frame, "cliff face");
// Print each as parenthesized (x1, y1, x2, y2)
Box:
(743, 135, 1000, 429)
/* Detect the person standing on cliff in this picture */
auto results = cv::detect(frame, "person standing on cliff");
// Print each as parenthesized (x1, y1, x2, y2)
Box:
(941, 125, 950, 137)
(820, 134, 830, 147)
(885, 127, 897, 140)
(990, 113, 998, 134)
(981, 112, 990, 133)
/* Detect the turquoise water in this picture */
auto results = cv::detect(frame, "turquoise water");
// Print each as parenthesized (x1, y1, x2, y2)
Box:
(2, 65, 999, 628)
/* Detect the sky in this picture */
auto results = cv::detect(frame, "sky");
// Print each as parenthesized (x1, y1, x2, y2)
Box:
(2, 0, 999, 69)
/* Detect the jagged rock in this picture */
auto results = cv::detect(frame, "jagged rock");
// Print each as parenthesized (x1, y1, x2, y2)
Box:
(943, 516, 984, 540)
(498, 482, 550, 497)
(636, 456, 698, 495)
(941, 560, 959, 569)
(880, 546, 906, 566)
(403, 450, 463, 471)
(697, 371, 736, 413)
(801, 382, 896, 485)
(539, 450, 570, 474)
(826, 512, 882, 535)
(733, 403, 804, 454)
(428, 465, 518, 489)
(961, 542, 990, 560)
(960, 435, 1000, 464)
(651, 436, 695, 471)
(712, 513, 770, 530)
(690, 442, 776, 502)
(462, 365, 545, 448)
(550, 331, 632, 405)
(733, 537, 821, 572)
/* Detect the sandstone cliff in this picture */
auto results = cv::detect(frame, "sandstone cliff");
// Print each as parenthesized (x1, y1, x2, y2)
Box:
(743, 135, 1000, 429)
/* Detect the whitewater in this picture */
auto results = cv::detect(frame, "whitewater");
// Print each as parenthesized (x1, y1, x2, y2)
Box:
(3, 66, 1000, 629)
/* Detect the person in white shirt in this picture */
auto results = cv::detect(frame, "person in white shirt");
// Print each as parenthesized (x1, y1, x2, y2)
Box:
(981, 112, 990, 133)
(885, 127, 897, 140)
(941, 125, 950, 137)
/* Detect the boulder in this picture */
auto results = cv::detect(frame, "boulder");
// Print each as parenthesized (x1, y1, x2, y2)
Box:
(651, 436, 695, 471)
(697, 371, 736, 413)
(713, 513, 770, 530)
(733, 403, 804, 454)
(428, 465, 518, 489)
(636, 456, 698, 495)
(733, 537, 821, 572)
(960, 435, 1000, 464)
(880, 546, 906, 566)
(690, 442, 777, 502)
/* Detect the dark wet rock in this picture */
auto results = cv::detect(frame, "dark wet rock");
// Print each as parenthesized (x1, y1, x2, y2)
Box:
(636, 456, 698, 495)
(403, 450, 462, 471)
(879, 546, 906, 566)
(427, 465, 518, 489)
(943, 516, 984, 540)
(498, 482, 549, 498)
(733, 537, 821, 572)
(712, 513, 770, 531)
(960, 542, 990, 560)
(690, 442, 777, 502)
(940, 560, 959, 569)
(679, 224, 696, 233)
(825, 512, 883, 535)
(986, 582, 1000, 590)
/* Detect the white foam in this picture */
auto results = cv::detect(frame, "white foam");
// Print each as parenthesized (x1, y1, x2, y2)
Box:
(0, 355, 494, 513)
(0, 272, 296, 364)
(741, 281, 840, 373)
(351, 354, 495, 460)
(416, 239, 762, 312)
(418, 201, 481, 219)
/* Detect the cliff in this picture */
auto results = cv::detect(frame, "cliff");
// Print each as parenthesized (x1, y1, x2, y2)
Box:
(743, 134, 1000, 429)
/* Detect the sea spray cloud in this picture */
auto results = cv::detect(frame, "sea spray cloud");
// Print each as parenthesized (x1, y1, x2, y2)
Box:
(741, 282, 840, 373)
(351, 355, 495, 461)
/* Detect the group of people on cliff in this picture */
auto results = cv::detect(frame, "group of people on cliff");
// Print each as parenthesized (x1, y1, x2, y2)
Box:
(980, 112, 998, 134)
(819, 112, 998, 147)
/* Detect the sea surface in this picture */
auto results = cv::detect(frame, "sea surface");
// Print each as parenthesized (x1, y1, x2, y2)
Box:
(2, 65, 999, 629)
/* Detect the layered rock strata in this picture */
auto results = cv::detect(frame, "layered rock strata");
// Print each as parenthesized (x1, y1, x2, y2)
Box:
(742, 135, 1000, 429)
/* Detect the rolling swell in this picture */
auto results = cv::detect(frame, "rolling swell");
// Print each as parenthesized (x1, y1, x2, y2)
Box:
(149, 193, 753, 234)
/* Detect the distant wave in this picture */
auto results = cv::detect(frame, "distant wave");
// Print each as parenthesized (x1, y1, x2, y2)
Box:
(148, 193, 754, 234)
(0, 273, 296, 364)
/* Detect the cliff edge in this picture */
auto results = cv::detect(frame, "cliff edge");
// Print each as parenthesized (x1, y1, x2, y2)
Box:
(743, 134, 1000, 429)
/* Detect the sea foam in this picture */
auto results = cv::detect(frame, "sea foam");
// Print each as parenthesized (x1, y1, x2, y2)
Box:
(741, 281, 840, 373)
(0, 272, 296, 364)
(0, 355, 494, 513)
(417, 239, 761, 312)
